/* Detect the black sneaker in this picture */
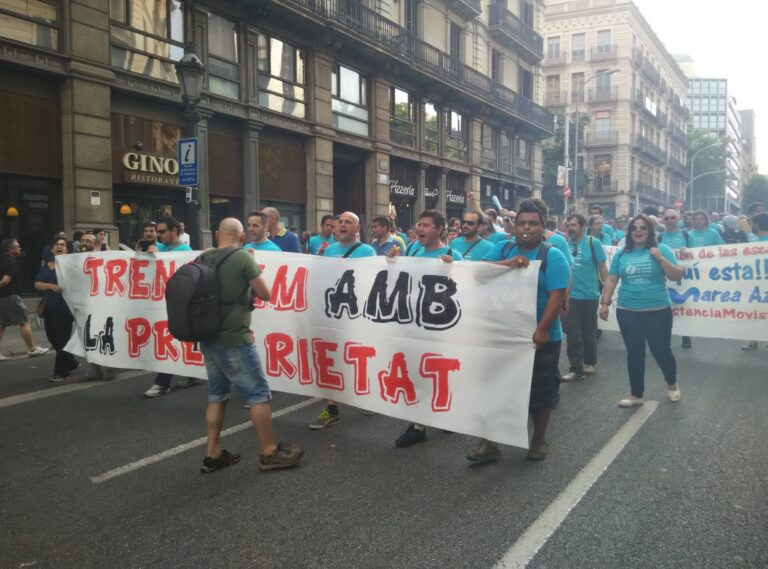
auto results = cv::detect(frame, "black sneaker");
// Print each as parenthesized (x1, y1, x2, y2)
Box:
(395, 424, 427, 448)
(681, 336, 692, 349)
(259, 442, 304, 471)
(201, 449, 241, 473)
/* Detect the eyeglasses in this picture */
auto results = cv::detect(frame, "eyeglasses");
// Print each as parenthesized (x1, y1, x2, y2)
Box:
(461, 220, 477, 226)
(630, 225, 648, 231)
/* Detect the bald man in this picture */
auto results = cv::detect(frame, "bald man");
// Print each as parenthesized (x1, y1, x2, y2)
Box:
(197, 218, 304, 473)
(261, 207, 302, 253)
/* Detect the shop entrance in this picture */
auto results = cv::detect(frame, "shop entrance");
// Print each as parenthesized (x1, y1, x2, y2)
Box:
(114, 186, 197, 249)
(333, 146, 366, 218)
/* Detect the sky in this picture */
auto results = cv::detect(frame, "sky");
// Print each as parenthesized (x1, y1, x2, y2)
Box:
(632, 0, 766, 173)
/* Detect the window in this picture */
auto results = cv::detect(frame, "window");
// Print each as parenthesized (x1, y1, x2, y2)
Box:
(449, 23, 463, 73)
(0, 0, 59, 50)
(110, 0, 184, 82)
(207, 13, 240, 99)
(594, 155, 612, 191)
(545, 75, 561, 105)
(423, 101, 439, 154)
(571, 72, 584, 103)
(481, 124, 497, 170)
(332, 64, 369, 136)
(594, 111, 611, 133)
(596, 30, 611, 53)
(571, 33, 585, 61)
(547, 37, 561, 59)
(595, 70, 613, 96)
(519, 68, 533, 99)
(405, 0, 418, 35)
(500, 132, 513, 174)
(521, 1, 534, 26)
(516, 138, 531, 177)
(390, 87, 416, 147)
(491, 50, 502, 83)
(256, 34, 305, 118)
(445, 110, 466, 162)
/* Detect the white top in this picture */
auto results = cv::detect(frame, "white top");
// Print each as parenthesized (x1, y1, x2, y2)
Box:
(179, 232, 191, 245)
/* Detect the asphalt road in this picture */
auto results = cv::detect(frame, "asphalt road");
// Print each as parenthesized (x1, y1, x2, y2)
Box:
(1, 332, 766, 569)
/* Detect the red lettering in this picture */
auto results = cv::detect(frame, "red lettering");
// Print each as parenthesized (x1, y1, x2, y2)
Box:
(378, 352, 417, 405)
(420, 353, 460, 412)
(344, 343, 377, 395)
(297, 338, 313, 385)
(125, 317, 151, 358)
(312, 339, 344, 391)
(104, 259, 128, 296)
(128, 258, 151, 299)
(152, 260, 176, 301)
(264, 333, 297, 378)
(83, 257, 104, 296)
(152, 320, 180, 361)
(271, 265, 308, 312)
(182, 341, 205, 366)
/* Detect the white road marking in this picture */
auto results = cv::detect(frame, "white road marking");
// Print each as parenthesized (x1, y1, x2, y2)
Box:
(495, 401, 659, 569)
(90, 397, 321, 484)
(0, 371, 147, 410)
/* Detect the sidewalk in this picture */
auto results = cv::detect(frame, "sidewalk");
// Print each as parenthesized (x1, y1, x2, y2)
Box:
(0, 316, 52, 359)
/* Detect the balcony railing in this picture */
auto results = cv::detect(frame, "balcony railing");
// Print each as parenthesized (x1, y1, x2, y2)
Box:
(543, 52, 566, 66)
(632, 134, 666, 164)
(591, 44, 617, 61)
(282, 0, 553, 136)
(667, 155, 687, 175)
(668, 122, 687, 144)
(446, 0, 482, 21)
(488, 3, 544, 63)
(642, 59, 661, 86)
(585, 180, 619, 194)
(585, 130, 619, 147)
(634, 180, 666, 202)
(588, 86, 618, 102)
(631, 47, 643, 67)
(631, 88, 644, 107)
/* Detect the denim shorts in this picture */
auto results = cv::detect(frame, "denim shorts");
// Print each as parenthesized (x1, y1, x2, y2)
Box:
(200, 342, 271, 405)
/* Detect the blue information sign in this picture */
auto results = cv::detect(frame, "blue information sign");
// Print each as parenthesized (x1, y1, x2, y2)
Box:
(178, 137, 198, 186)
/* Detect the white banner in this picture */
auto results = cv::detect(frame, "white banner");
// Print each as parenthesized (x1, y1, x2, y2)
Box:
(57, 251, 540, 448)
(601, 243, 768, 341)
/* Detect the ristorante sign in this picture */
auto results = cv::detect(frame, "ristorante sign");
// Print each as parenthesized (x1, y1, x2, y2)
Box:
(121, 152, 179, 186)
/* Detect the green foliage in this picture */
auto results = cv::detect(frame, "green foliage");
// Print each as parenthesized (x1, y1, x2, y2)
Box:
(741, 174, 768, 211)
(542, 110, 589, 214)
(687, 129, 729, 209)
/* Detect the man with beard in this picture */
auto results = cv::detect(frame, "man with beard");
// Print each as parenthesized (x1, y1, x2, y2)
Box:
(450, 211, 493, 261)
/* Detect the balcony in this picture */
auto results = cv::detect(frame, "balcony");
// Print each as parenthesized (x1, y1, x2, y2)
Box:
(591, 44, 618, 62)
(275, 0, 554, 138)
(667, 155, 688, 176)
(516, 160, 532, 179)
(588, 86, 618, 102)
(631, 88, 644, 108)
(447, 0, 482, 21)
(634, 180, 666, 203)
(642, 59, 661, 86)
(657, 110, 668, 127)
(585, 180, 619, 195)
(668, 122, 687, 144)
(488, 3, 544, 63)
(542, 52, 566, 67)
(631, 47, 643, 67)
(632, 134, 666, 164)
(585, 130, 619, 147)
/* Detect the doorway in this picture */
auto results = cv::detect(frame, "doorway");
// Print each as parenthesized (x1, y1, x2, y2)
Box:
(333, 146, 367, 218)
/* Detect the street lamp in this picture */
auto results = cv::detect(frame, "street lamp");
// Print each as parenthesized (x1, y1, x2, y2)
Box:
(689, 139, 725, 210)
(572, 67, 620, 207)
(175, 43, 205, 125)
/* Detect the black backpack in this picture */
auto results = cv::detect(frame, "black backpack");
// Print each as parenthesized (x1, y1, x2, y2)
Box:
(165, 247, 242, 342)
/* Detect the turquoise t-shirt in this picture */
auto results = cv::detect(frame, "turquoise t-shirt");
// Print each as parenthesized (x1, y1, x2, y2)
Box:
(570, 235, 606, 300)
(244, 240, 281, 252)
(659, 230, 690, 250)
(408, 244, 463, 261)
(324, 241, 376, 258)
(450, 237, 493, 261)
(156, 242, 192, 252)
(609, 244, 678, 310)
(689, 228, 725, 247)
(758, 235, 768, 242)
(601, 224, 616, 243)
(483, 242, 569, 341)
(501, 232, 574, 266)
(307, 234, 335, 255)
(487, 231, 509, 244)
(614, 229, 625, 242)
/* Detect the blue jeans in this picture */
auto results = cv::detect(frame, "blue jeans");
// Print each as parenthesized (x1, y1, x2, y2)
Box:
(199, 342, 271, 405)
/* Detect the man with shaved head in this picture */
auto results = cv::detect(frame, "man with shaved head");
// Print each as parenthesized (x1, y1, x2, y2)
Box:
(198, 217, 304, 473)
(261, 206, 302, 253)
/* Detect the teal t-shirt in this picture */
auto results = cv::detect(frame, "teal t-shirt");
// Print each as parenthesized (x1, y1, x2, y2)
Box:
(307, 234, 335, 255)
(601, 224, 616, 244)
(324, 241, 376, 258)
(659, 230, 690, 250)
(483, 242, 569, 341)
(487, 231, 509, 244)
(614, 229, 625, 242)
(758, 235, 768, 242)
(595, 232, 612, 246)
(498, 232, 574, 266)
(156, 242, 192, 252)
(450, 237, 493, 261)
(570, 235, 606, 300)
(408, 244, 463, 261)
(689, 228, 725, 247)
(609, 244, 678, 310)
(244, 240, 281, 252)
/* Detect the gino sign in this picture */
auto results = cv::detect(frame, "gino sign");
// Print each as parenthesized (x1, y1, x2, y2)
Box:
(121, 152, 179, 186)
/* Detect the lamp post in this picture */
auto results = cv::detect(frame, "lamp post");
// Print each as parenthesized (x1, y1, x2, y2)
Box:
(688, 140, 724, 210)
(572, 67, 619, 209)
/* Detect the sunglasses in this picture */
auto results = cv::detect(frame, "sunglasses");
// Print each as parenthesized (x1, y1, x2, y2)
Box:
(630, 225, 648, 231)
(461, 220, 477, 226)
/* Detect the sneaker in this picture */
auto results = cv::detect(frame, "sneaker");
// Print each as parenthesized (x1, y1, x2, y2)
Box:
(741, 341, 758, 351)
(144, 384, 170, 398)
(201, 449, 241, 474)
(395, 424, 427, 448)
(668, 386, 681, 402)
(0, 353, 7, 361)
(48, 374, 67, 383)
(467, 439, 501, 464)
(618, 396, 644, 407)
(308, 407, 340, 430)
(27, 346, 50, 357)
(259, 442, 304, 471)
(583, 364, 596, 374)
(561, 371, 585, 382)
(526, 439, 549, 461)
(681, 337, 692, 349)
(176, 377, 205, 388)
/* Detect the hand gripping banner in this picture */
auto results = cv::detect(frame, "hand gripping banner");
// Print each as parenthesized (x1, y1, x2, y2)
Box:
(57, 251, 540, 448)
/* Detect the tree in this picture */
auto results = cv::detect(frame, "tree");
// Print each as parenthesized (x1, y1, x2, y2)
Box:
(741, 174, 768, 212)
(687, 129, 729, 211)
(541, 110, 589, 215)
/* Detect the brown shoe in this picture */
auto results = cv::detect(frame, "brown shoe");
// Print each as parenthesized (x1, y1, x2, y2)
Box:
(259, 442, 304, 471)
(526, 439, 548, 461)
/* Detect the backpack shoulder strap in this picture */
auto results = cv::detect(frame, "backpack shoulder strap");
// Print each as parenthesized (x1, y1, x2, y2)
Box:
(589, 236, 599, 267)
(536, 241, 552, 273)
(500, 240, 515, 260)
(343, 242, 363, 258)
(447, 247, 453, 257)
(682, 230, 691, 247)
(544, 230, 554, 240)
(208, 246, 240, 269)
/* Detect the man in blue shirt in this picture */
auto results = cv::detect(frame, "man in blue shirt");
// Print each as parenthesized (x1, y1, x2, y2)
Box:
(370, 215, 399, 256)
(469, 200, 570, 464)
(262, 207, 302, 253)
(243, 212, 282, 252)
(561, 214, 607, 381)
(689, 210, 725, 247)
(589, 205, 615, 244)
(588, 215, 613, 246)
(450, 211, 493, 261)
(306, 214, 336, 255)
(658, 209, 696, 349)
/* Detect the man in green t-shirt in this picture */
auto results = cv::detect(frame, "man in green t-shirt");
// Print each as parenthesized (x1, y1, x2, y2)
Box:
(198, 218, 304, 474)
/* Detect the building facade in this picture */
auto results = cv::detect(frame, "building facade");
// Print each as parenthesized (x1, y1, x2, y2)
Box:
(0, 0, 553, 288)
(739, 109, 757, 185)
(688, 77, 742, 213)
(542, 0, 689, 219)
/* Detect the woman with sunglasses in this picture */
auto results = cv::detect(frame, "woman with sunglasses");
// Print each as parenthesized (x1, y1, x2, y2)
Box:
(599, 214, 684, 407)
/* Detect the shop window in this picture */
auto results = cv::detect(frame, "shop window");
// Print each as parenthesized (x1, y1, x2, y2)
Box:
(207, 12, 240, 99)
(0, 0, 59, 50)
(423, 101, 439, 154)
(332, 64, 369, 136)
(256, 34, 305, 118)
(390, 87, 416, 148)
(445, 109, 466, 162)
(110, 0, 184, 83)
(481, 123, 497, 170)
